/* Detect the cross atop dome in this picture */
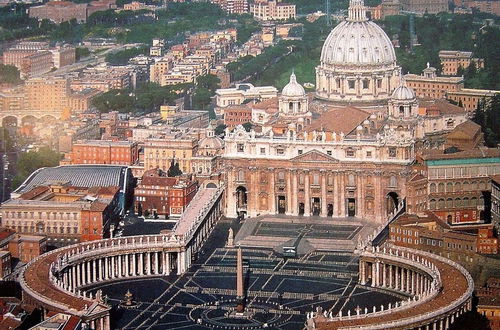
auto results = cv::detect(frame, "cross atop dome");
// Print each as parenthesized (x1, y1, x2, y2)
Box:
(347, 0, 368, 22)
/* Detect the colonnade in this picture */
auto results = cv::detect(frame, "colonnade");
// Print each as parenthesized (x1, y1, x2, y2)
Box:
(360, 260, 432, 296)
(306, 245, 474, 330)
(61, 251, 177, 291)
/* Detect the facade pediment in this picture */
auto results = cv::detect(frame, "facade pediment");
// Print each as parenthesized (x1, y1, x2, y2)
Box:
(291, 149, 339, 163)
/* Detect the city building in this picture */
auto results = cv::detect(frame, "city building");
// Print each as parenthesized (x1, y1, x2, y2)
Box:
(28, 0, 116, 23)
(10, 165, 133, 214)
(223, 105, 253, 129)
(406, 148, 500, 224)
(25, 77, 70, 113)
(20, 51, 54, 78)
(477, 277, 500, 330)
(463, 0, 500, 15)
(0, 183, 121, 247)
(0, 251, 11, 280)
(50, 46, 76, 69)
(62, 140, 139, 166)
(215, 83, 278, 109)
(143, 135, 198, 174)
(388, 212, 478, 261)
(404, 65, 464, 100)
(477, 227, 499, 254)
(134, 169, 198, 217)
(8, 234, 47, 263)
(446, 88, 500, 112)
(250, 0, 296, 21)
(211, 0, 248, 14)
(68, 88, 102, 114)
(439, 50, 484, 76)
(399, 0, 448, 14)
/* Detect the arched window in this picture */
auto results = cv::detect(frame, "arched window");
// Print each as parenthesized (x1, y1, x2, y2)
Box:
(430, 183, 437, 193)
(438, 198, 445, 209)
(463, 197, 469, 207)
(430, 199, 436, 210)
(471, 181, 478, 190)
(289, 102, 293, 112)
(470, 197, 477, 207)
(479, 181, 486, 190)
(399, 106, 405, 116)
(446, 182, 453, 193)
(389, 176, 397, 188)
(438, 183, 445, 193)
(463, 181, 469, 191)
(455, 182, 461, 191)
(455, 198, 462, 207)
(446, 198, 453, 208)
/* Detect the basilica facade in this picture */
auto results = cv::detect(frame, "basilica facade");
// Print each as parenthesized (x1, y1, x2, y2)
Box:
(222, 0, 468, 223)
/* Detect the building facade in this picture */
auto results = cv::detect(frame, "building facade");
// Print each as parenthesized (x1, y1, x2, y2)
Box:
(0, 184, 121, 247)
(439, 50, 484, 76)
(404, 65, 464, 100)
(63, 140, 139, 166)
(250, 0, 296, 21)
(134, 169, 198, 217)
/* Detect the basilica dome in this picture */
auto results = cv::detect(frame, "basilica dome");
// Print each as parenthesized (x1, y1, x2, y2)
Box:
(282, 72, 305, 97)
(315, 0, 401, 104)
(320, 21, 396, 66)
(391, 80, 416, 100)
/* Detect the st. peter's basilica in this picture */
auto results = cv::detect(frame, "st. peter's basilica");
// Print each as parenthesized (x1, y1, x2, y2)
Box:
(223, 0, 468, 222)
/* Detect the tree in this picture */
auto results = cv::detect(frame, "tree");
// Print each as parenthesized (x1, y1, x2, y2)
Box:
(0, 64, 21, 84)
(215, 124, 227, 136)
(12, 147, 62, 189)
(242, 122, 253, 132)
(167, 159, 182, 177)
(196, 74, 220, 92)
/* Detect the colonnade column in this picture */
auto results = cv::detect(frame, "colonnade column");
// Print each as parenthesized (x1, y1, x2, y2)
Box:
(389, 264, 393, 288)
(286, 170, 292, 215)
(154, 252, 159, 274)
(382, 263, 387, 287)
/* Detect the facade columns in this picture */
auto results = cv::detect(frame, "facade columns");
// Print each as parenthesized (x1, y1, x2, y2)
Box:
(286, 170, 292, 214)
(320, 171, 327, 217)
(292, 170, 298, 216)
(382, 263, 387, 287)
(104, 257, 109, 280)
(304, 171, 310, 216)
(111, 256, 115, 279)
(269, 169, 276, 214)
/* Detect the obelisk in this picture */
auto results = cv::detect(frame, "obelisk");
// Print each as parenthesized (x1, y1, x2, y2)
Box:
(236, 246, 245, 312)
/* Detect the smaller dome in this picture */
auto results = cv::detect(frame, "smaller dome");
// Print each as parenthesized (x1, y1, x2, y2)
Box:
(391, 79, 416, 100)
(363, 119, 370, 125)
(282, 72, 305, 97)
(199, 136, 223, 150)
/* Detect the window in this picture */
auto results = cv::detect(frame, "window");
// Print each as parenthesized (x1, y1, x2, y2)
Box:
(388, 148, 397, 158)
(237, 144, 244, 152)
(276, 148, 285, 155)
(346, 148, 355, 158)
(362, 79, 370, 89)
(327, 150, 332, 156)
(348, 80, 355, 89)
(366, 151, 372, 158)
(298, 149, 303, 155)
(260, 148, 266, 155)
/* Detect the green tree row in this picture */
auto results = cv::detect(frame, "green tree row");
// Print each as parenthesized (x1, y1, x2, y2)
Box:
(472, 94, 500, 148)
(12, 147, 62, 190)
(91, 82, 191, 114)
